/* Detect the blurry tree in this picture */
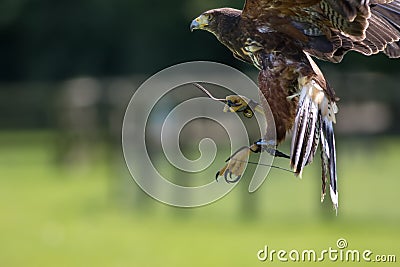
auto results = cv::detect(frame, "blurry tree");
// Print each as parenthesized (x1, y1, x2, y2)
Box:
(0, 0, 239, 81)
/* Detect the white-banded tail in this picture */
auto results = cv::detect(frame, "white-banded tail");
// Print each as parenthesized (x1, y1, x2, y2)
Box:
(290, 76, 339, 211)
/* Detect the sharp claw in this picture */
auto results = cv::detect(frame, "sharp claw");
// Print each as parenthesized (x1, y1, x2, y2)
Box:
(217, 145, 252, 184)
(228, 171, 234, 183)
(215, 171, 220, 182)
(236, 175, 241, 182)
(222, 170, 241, 184)
(230, 175, 241, 183)
(224, 169, 229, 182)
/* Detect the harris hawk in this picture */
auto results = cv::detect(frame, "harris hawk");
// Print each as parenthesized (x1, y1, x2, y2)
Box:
(190, 0, 400, 211)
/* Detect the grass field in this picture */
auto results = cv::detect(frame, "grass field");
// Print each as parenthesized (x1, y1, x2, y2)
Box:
(0, 131, 399, 266)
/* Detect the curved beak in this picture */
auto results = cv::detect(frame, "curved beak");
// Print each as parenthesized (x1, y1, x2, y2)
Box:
(190, 19, 200, 32)
(190, 15, 209, 32)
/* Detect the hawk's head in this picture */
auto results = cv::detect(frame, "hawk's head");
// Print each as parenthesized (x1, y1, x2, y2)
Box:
(190, 8, 241, 36)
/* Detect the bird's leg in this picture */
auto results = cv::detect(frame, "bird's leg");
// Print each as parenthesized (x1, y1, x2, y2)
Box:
(223, 95, 264, 118)
(256, 139, 290, 159)
(216, 139, 290, 183)
(215, 143, 260, 183)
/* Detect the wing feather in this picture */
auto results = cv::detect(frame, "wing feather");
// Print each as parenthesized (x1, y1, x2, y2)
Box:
(242, 0, 400, 60)
(242, 0, 371, 39)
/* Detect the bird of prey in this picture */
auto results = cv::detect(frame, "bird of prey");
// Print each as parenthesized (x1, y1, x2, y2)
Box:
(190, 0, 400, 210)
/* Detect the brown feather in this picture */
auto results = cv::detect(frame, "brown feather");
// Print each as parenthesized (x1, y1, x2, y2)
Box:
(258, 62, 298, 143)
(384, 41, 400, 57)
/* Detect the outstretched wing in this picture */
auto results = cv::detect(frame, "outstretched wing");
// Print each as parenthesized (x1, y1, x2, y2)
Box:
(242, 0, 370, 39)
(241, 0, 400, 61)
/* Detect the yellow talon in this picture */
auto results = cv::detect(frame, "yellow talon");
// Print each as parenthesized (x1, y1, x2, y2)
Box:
(223, 95, 248, 112)
(223, 95, 265, 117)
(216, 146, 252, 183)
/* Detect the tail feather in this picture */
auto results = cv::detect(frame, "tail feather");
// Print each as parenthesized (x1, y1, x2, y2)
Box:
(290, 76, 339, 211)
(290, 80, 321, 177)
(321, 117, 338, 211)
(320, 140, 329, 202)
(306, 112, 321, 165)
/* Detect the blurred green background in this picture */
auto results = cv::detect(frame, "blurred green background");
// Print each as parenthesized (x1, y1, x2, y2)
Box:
(1, 1, 400, 266)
